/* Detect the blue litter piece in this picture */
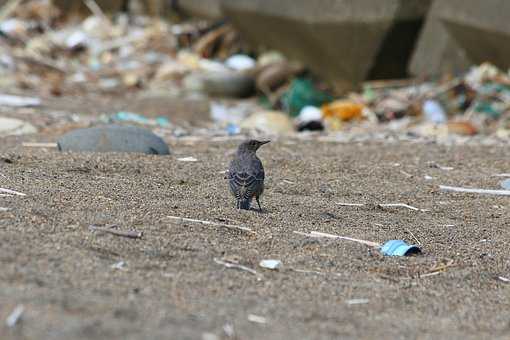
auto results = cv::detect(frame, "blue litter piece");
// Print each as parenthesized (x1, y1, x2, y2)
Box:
(114, 111, 150, 124)
(226, 123, 240, 135)
(155, 116, 171, 127)
(380, 240, 421, 256)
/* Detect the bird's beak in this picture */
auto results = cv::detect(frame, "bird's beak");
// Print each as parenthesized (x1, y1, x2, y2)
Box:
(259, 140, 271, 145)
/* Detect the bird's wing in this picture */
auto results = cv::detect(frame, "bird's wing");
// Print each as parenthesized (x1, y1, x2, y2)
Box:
(228, 158, 264, 200)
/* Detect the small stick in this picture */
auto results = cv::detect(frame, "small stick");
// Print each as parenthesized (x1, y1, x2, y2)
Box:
(336, 202, 365, 207)
(166, 216, 254, 233)
(293, 231, 381, 248)
(214, 258, 261, 279)
(439, 185, 510, 196)
(379, 203, 429, 212)
(493, 173, 510, 178)
(337, 202, 428, 212)
(88, 225, 142, 239)
(406, 229, 422, 245)
(0, 188, 26, 196)
(22, 142, 58, 148)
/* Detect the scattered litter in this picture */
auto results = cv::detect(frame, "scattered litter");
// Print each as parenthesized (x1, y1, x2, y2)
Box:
(225, 54, 256, 71)
(294, 230, 421, 257)
(223, 322, 235, 338)
(89, 225, 143, 239)
(177, 157, 198, 162)
(0, 207, 11, 211)
(500, 179, 510, 190)
(0, 187, 26, 196)
(240, 110, 294, 135)
(166, 215, 254, 233)
(0, 94, 41, 107)
(5, 304, 24, 328)
(346, 299, 369, 305)
(247, 314, 267, 324)
(497, 276, 510, 283)
(214, 258, 261, 280)
(110, 111, 171, 127)
(111, 261, 126, 270)
(439, 185, 510, 196)
(424, 175, 434, 180)
(259, 259, 282, 270)
(282, 78, 333, 117)
(423, 99, 447, 124)
(0, 117, 37, 136)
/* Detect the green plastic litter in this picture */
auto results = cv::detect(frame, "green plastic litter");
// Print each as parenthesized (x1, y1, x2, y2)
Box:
(281, 78, 333, 116)
(474, 100, 504, 119)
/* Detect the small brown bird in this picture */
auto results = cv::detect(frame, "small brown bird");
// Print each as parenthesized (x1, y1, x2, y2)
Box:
(228, 139, 270, 210)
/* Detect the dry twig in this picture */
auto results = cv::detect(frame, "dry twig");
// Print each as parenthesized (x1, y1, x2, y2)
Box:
(440, 185, 510, 196)
(166, 215, 254, 233)
(88, 225, 143, 239)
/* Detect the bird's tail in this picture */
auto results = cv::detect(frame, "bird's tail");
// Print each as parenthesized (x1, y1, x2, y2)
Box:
(238, 199, 251, 210)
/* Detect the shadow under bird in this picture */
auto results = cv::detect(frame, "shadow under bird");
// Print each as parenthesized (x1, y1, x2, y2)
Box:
(228, 139, 270, 211)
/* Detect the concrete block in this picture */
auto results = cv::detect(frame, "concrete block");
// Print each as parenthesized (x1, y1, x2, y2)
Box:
(221, 0, 431, 91)
(410, 0, 510, 77)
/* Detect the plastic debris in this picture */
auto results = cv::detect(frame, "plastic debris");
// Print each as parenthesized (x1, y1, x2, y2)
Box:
(500, 179, 510, 190)
(110, 111, 170, 127)
(0, 117, 37, 136)
(0, 94, 41, 107)
(294, 231, 421, 257)
(423, 99, 447, 124)
(111, 261, 126, 270)
(296, 105, 324, 131)
(225, 54, 256, 71)
(177, 157, 198, 162)
(5, 304, 24, 328)
(282, 78, 333, 117)
(380, 240, 421, 257)
(346, 299, 369, 305)
(240, 110, 294, 135)
(322, 100, 364, 123)
(259, 259, 282, 270)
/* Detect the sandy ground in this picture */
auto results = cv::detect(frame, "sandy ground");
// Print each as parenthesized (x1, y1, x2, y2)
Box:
(1, 95, 510, 340)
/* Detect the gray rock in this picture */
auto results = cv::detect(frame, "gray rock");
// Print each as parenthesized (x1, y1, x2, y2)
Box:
(57, 125, 170, 155)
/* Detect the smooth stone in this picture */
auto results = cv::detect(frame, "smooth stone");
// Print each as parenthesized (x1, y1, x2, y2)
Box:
(57, 125, 170, 155)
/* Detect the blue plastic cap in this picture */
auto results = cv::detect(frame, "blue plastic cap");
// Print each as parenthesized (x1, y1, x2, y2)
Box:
(380, 240, 421, 256)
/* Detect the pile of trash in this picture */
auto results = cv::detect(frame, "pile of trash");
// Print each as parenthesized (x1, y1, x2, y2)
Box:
(1, 1, 510, 140)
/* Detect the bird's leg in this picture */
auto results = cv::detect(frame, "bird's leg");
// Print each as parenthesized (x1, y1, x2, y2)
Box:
(256, 197, 262, 212)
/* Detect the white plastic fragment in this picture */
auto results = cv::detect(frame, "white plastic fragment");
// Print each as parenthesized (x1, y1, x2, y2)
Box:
(247, 314, 267, 324)
(225, 54, 256, 71)
(498, 276, 510, 283)
(177, 157, 198, 162)
(259, 259, 282, 270)
(0, 94, 41, 107)
(6, 304, 24, 328)
(346, 299, 369, 305)
(111, 261, 126, 270)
